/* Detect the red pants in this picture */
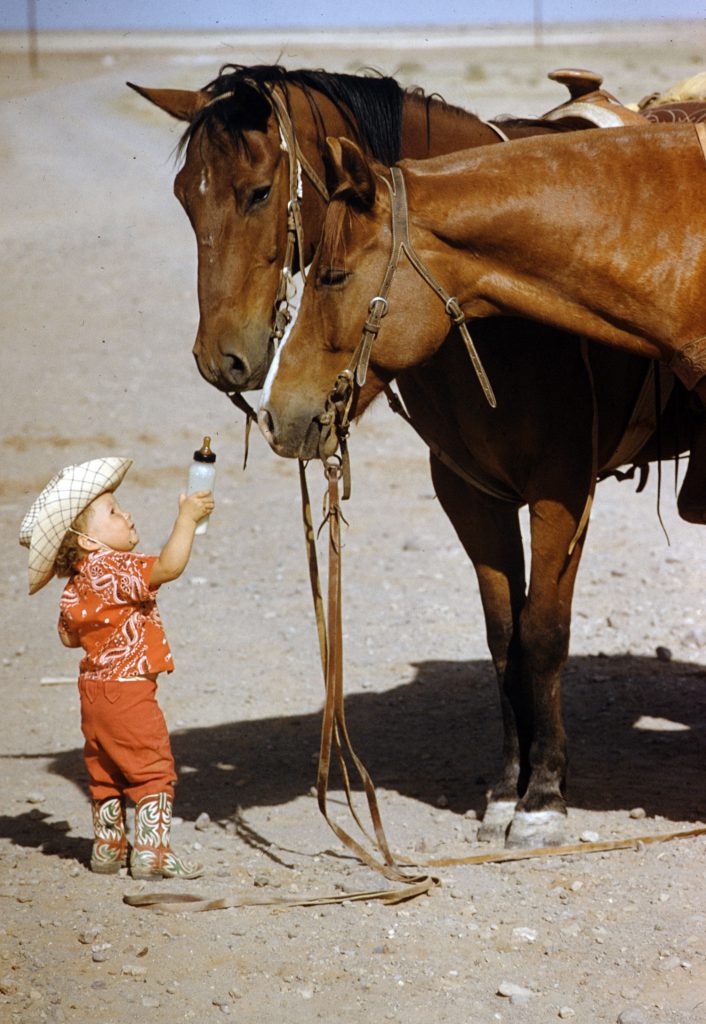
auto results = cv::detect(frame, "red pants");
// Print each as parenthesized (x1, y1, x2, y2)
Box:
(78, 676, 176, 803)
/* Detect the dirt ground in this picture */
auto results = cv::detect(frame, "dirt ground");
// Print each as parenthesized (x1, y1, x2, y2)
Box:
(1, 21, 706, 1024)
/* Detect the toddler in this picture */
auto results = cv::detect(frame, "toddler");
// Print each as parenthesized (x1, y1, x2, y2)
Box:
(19, 456, 215, 879)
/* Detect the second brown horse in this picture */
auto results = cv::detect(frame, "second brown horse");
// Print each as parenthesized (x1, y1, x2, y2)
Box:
(259, 124, 706, 843)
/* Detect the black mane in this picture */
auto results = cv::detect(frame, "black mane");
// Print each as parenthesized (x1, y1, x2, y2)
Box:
(177, 63, 568, 165)
(179, 63, 441, 165)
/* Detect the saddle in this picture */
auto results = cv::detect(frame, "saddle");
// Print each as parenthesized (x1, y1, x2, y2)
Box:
(541, 68, 647, 128)
(543, 67, 706, 129)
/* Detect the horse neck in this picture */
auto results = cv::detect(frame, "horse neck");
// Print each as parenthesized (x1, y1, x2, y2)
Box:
(400, 130, 695, 360)
(400, 94, 502, 158)
(285, 84, 504, 260)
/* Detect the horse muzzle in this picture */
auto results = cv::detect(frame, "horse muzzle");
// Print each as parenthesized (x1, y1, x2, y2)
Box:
(193, 330, 274, 393)
(257, 403, 338, 460)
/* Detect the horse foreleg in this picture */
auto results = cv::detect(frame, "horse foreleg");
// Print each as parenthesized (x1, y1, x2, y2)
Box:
(430, 457, 527, 845)
(504, 498, 588, 849)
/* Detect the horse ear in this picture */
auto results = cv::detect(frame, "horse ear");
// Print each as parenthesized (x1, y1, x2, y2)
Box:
(324, 137, 376, 209)
(127, 83, 208, 122)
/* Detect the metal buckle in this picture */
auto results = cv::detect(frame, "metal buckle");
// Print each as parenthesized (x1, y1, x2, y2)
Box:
(368, 296, 389, 317)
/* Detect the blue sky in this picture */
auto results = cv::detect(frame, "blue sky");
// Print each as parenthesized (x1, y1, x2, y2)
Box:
(1, 1, 704, 31)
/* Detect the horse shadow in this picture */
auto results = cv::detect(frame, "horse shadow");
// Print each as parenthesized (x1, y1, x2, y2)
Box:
(2, 653, 705, 859)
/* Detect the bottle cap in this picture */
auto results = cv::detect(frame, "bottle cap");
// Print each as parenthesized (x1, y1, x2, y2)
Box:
(193, 436, 216, 463)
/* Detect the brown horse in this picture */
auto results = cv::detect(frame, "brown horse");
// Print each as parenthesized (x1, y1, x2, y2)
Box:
(258, 127, 706, 844)
(133, 68, 700, 847)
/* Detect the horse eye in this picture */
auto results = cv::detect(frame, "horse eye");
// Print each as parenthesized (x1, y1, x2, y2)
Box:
(249, 186, 271, 209)
(317, 267, 349, 287)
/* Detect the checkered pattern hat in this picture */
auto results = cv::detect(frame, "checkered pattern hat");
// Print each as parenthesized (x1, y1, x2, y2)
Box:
(19, 457, 132, 595)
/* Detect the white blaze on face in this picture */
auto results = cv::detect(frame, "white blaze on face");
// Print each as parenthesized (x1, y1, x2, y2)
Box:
(259, 268, 307, 411)
(199, 169, 208, 195)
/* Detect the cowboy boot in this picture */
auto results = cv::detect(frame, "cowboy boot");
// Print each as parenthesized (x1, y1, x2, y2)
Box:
(90, 796, 128, 874)
(130, 792, 203, 880)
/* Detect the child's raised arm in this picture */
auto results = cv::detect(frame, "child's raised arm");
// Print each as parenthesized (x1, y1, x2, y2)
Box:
(150, 491, 215, 587)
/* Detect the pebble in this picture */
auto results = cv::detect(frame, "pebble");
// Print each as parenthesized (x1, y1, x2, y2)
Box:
(497, 981, 533, 1005)
(194, 812, 211, 831)
(559, 1009, 575, 1019)
(78, 928, 101, 945)
(580, 830, 600, 843)
(121, 965, 147, 978)
(655, 645, 672, 662)
(629, 807, 646, 819)
(512, 927, 537, 944)
(26, 792, 46, 804)
(617, 1009, 649, 1024)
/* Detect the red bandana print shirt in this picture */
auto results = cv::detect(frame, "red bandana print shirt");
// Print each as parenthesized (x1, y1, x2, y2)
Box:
(58, 550, 173, 681)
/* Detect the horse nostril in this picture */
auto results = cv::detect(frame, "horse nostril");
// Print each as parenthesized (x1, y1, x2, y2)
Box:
(258, 407, 275, 442)
(227, 353, 247, 378)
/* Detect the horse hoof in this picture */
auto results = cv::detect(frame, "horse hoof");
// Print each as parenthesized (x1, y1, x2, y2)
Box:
(505, 810, 567, 849)
(477, 800, 515, 844)
(677, 502, 706, 525)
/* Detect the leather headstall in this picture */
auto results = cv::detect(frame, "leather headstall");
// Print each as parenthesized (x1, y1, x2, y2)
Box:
(324, 165, 497, 462)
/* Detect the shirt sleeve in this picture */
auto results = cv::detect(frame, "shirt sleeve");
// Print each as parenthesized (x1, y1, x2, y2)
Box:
(57, 606, 80, 648)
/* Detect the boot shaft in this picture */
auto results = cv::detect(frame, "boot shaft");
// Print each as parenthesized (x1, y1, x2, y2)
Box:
(90, 797, 127, 874)
(131, 792, 202, 880)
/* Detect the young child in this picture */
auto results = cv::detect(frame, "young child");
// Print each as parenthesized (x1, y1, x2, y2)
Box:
(19, 456, 215, 880)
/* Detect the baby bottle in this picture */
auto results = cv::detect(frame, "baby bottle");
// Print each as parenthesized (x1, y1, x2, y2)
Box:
(187, 436, 216, 535)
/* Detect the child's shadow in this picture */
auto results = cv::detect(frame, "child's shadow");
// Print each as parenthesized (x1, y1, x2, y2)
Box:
(0, 808, 91, 863)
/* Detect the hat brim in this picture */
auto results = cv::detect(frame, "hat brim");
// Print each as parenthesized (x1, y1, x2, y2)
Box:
(22, 457, 132, 594)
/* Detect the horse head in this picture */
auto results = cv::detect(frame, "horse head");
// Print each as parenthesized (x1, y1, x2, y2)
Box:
(258, 138, 450, 460)
(129, 73, 307, 393)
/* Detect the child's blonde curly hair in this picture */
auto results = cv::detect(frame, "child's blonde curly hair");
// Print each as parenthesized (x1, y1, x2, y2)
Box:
(53, 505, 94, 579)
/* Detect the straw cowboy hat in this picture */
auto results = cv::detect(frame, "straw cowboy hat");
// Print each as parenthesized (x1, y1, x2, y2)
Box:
(19, 457, 132, 595)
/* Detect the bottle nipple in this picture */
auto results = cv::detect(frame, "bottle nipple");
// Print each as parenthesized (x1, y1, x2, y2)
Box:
(193, 436, 216, 462)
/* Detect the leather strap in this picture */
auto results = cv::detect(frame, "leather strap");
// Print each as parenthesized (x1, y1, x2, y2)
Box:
(342, 167, 496, 407)
(695, 121, 706, 163)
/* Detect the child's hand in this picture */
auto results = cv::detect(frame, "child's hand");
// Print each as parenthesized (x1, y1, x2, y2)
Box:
(178, 491, 215, 525)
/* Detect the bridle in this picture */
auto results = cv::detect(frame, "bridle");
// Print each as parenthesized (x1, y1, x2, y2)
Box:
(267, 87, 331, 343)
(202, 85, 331, 447)
(319, 165, 497, 484)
